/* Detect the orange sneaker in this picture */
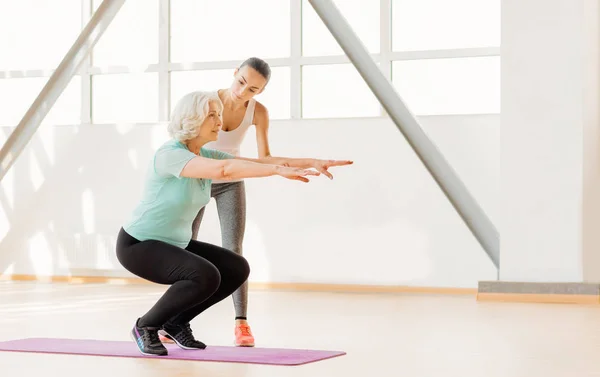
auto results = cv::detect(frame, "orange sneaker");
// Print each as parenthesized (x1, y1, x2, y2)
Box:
(234, 322, 255, 347)
(158, 333, 174, 344)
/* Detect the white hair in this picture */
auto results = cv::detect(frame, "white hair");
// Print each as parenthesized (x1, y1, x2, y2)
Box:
(167, 91, 223, 141)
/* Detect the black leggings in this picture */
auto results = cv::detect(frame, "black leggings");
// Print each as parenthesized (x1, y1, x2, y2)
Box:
(116, 228, 250, 327)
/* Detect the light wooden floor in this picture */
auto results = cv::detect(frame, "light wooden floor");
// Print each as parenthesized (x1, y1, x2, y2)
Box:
(1, 282, 600, 377)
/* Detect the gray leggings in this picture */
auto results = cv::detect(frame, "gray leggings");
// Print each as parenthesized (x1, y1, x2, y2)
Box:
(191, 181, 248, 319)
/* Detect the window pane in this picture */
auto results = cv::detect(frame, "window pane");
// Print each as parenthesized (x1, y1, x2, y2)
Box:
(92, 73, 158, 123)
(392, 0, 500, 51)
(392, 57, 500, 115)
(46, 76, 82, 126)
(0, 77, 81, 127)
(302, 64, 380, 118)
(171, 0, 290, 62)
(92, 0, 158, 66)
(170, 67, 290, 120)
(302, 0, 379, 57)
(255, 67, 290, 120)
(0, 0, 82, 71)
(171, 70, 232, 107)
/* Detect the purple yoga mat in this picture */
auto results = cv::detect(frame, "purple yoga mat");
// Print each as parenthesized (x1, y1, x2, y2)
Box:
(0, 338, 345, 366)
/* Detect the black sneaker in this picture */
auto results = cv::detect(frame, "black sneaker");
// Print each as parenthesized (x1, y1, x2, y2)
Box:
(130, 318, 168, 356)
(159, 322, 206, 350)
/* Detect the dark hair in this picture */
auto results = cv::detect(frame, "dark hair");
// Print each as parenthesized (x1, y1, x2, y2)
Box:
(240, 57, 271, 84)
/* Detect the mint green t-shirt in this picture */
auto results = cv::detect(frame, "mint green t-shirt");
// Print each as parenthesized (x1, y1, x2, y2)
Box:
(124, 139, 232, 248)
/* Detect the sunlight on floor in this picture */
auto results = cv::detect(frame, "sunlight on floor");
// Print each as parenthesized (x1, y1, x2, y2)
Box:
(1, 282, 599, 377)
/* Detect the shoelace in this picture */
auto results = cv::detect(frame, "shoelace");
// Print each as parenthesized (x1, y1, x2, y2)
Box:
(144, 328, 162, 346)
(238, 325, 252, 336)
(177, 323, 197, 345)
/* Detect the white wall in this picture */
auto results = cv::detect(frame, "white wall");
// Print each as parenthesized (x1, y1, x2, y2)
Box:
(501, 0, 600, 282)
(0, 114, 499, 288)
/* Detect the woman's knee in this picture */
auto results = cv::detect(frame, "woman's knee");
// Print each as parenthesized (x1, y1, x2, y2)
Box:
(190, 261, 222, 294)
(230, 254, 250, 283)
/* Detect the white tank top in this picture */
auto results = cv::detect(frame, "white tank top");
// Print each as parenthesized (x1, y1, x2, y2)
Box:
(205, 96, 256, 183)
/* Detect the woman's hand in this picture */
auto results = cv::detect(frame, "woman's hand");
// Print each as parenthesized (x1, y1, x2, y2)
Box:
(276, 166, 321, 183)
(310, 159, 354, 179)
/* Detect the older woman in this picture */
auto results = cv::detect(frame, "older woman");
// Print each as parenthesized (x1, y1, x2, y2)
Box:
(116, 91, 321, 356)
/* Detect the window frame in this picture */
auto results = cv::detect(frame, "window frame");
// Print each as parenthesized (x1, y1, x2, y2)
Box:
(0, 0, 500, 125)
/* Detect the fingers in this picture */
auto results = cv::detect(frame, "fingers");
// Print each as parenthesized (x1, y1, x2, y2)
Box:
(316, 166, 334, 180)
(288, 176, 309, 183)
(284, 169, 318, 183)
(302, 169, 321, 177)
(326, 160, 353, 167)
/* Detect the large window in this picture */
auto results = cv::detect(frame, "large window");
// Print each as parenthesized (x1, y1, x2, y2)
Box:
(92, 73, 159, 124)
(0, 77, 81, 127)
(391, 0, 500, 51)
(302, 0, 380, 57)
(302, 64, 380, 119)
(170, 0, 290, 63)
(0, 0, 83, 127)
(0, 0, 82, 72)
(92, 0, 159, 67)
(0, 0, 500, 127)
(393, 57, 500, 115)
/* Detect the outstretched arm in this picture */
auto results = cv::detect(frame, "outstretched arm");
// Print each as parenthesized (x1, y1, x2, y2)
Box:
(180, 155, 319, 183)
(253, 102, 353, 179)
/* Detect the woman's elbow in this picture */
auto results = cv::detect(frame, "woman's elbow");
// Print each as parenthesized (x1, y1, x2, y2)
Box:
(217, 160, 234, 180)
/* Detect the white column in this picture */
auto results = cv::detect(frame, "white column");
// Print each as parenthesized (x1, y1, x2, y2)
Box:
(581, 0, 600, 282)
(501, 0, 600, 282)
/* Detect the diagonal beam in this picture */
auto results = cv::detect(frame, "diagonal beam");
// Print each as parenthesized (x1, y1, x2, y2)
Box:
(0, 0, 126, 182)
(308, 0, 500, 269)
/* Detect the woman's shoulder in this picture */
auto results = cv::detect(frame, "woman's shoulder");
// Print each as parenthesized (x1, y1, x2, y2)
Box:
(153, 139, 196, 163)
(199, 147, 233, 160)
(199, 147, 213, 158)
(156, 138, 186, 152)
(252, 100, 269, 124)
(253, 99, 267, 114)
